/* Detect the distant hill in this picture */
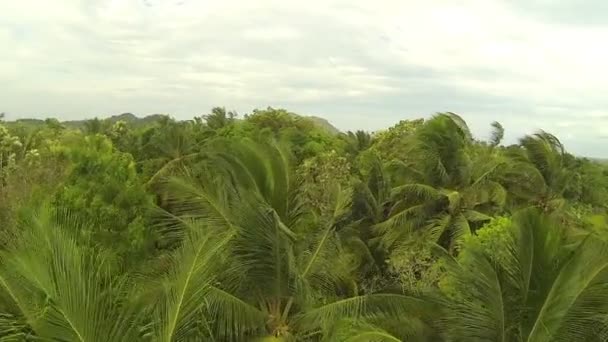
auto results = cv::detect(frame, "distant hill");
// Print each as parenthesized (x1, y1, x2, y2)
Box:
(62, 113, 168, 128)
(306, 116, 341, 135)
(5, 112, 343, 136)
(6, 113, 168, 130)
(9, 118, 45, 126)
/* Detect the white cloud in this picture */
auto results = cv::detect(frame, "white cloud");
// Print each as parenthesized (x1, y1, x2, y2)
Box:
(242, 27, 302, 41)
(2, 0, 608, 155)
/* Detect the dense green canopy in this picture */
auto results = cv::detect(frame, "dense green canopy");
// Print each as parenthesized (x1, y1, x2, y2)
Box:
(1, 108, 608, 341)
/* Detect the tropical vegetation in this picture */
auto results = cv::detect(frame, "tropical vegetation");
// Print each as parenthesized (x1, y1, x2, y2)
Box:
(0, 108, 607, 341)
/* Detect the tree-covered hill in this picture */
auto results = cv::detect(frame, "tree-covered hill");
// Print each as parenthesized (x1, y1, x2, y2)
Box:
(6, 112, 168, 130)
(6, 110, 342, 135)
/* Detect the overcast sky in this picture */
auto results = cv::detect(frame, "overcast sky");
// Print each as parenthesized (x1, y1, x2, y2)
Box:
(2, 0, 608, 156)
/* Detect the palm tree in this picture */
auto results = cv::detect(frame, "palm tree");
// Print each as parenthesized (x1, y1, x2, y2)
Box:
(0, 205, 238, 341)
(500, 131, 573, 212)
(83, 117, 109, 135)
(489, 121, 504, 148)
(203, 107, 237, 131)
(0, 207, 143, 341)
(342, 130, 372, 157)
(141, 119, 205, 187)
(441, 209, 608, 341)
(162, 138, 435, 341)
(375, 114, 505, 252)
(144, 218, 235, 342)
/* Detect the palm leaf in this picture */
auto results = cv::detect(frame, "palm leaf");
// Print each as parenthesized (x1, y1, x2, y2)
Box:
(204, 286, 266, 340)
(151, 220, 233, 342)
(294, 294, 433, 335)
(444, 209, 608, 341)
(0, 207, 142, 342)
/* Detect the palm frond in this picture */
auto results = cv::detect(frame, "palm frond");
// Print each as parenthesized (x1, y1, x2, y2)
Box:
(462, 210, 492, 222)
(0, 206, 142, 342)
(390, 184, 441, 202)
(444, 112, 473, 142)
(294, 294, 433, 336)
(329, 320, 403, 342)
(151, 220, 233, 342)
(229, 197, 297, 301)
(449, 213, 471, 247)
(525, 231, 608, 341)
(373, 204, 430, 250)
(444, 208, 608, 341)
(204, 286, 266, 340)
(489, 121, 504, 147)
(160, 172, 237, 234)
(442, 248, 511, 341)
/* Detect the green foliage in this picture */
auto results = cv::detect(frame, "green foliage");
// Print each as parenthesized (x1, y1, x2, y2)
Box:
(489, 121, 504, 147)
(374, 115, 504, 254)
(0, 207, 143, 341)
(297, 150, 352, 216)
(0, 124, 23, 181)
(341, 130, 372, 158)
(245, 107, 345, 161)
(0, 108, 607, 341)
(203, 106, 237, 130)
(441, 209, 608, 341)
(53, 134, 154, 260)
(370, 118, 423, 161)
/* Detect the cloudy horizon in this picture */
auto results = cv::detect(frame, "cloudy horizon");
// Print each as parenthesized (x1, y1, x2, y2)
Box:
(3, 0, 608, 157)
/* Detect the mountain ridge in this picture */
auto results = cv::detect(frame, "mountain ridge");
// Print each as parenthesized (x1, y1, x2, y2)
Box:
(6, 112, 343, 135)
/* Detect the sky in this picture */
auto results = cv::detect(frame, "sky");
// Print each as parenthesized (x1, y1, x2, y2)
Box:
(2, 0, 608, 157)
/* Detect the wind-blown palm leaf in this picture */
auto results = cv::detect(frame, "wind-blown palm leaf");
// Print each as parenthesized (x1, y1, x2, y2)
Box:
(445, 112, 473, 142)
(227, 196, 297, 305)
(211, 138, 306, 227)
(327, 320, 426, 342)
(353, 155, 391, 224)
(465, 180, 507, 208)
(446, 213, 471, 247)
(411, 113, 472, 188)
(145, 152, 200, 187)
(343, 329, 401, 342)
(489, 121, 504, 147)
(150, 219, 233, 342)
(294, 185, 357, 302)
(157, 137, 440, 341)
(0, 207, 142, 342)
(294, 294, 434, 336)
(443, 209, 608, 341)
(462, 210, 492, 223)
(300, 185, 352, 278)
(204, 286, 267, 340)
(390, 184, 441, 202)
(385, 159, 426, 184)
(158, 170, 238, 245)
(498, 160, 549, 204)
(373, 204, 431, 250)
(523, 228, 608, 341)
(508, 130, 575, 210)
(441, 248, 515, 341)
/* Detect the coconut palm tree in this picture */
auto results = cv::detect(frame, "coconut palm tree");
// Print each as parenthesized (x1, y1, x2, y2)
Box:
(441, 209, 608, 341)
(162, 138, 436, 341)
(141, 119, 207, 187)
(499, 131, 573, 212)
(342, 130, 373, 157)
(203, 107, 237, 131)
(0, 207, 143, 341)
(489, 121, 504, 148)
(0, 206, 235, 342)
(375, 114, 505, 252)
